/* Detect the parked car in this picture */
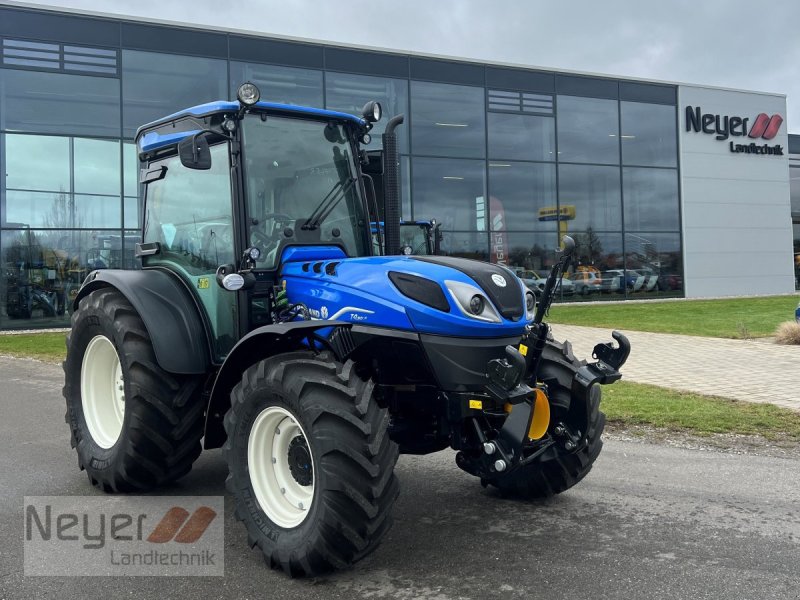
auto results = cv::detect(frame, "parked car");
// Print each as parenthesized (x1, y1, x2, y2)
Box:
(795, 300, 800, 322)
(569, 270, 601, 295)
(513, 268, 575, 296)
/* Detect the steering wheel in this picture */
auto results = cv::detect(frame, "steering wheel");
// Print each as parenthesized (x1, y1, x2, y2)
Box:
(250, 212, 294, 256)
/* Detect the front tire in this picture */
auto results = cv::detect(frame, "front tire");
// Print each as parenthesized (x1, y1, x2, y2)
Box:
(63, 288, 204, 492)
(224, 351, 399, 577)
(486, 340, 606, 498)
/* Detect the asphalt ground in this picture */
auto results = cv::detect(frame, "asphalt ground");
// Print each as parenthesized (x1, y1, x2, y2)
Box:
(1, 356, 798, 600)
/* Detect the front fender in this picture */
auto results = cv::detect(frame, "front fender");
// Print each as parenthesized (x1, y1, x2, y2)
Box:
(203, 320, 350, 449)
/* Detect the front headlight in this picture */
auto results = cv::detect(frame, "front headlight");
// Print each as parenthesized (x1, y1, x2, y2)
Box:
(444, 280, 501, 323)
(525, 290, 536, 321)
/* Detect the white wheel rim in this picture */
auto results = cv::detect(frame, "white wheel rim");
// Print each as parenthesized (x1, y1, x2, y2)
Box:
(80, 335, 125, 449)
(248, 406, 314, 529)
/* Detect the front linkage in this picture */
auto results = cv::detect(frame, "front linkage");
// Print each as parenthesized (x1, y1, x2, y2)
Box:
(455, 236, 630, 480)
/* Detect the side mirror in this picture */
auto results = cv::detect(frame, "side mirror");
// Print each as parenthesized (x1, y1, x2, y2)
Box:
(178, 133, 212, 170)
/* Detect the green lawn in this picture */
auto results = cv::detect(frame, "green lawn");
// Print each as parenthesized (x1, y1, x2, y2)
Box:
(549, 295, 799, 338)
(0, 332, 67, 362)
(603, 380, 800, 440)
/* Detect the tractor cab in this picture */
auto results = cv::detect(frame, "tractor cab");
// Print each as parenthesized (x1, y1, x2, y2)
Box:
(134, 83, 391, 357)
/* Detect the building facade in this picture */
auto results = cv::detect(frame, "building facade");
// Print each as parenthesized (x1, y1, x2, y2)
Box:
(0, 3, 795, 330)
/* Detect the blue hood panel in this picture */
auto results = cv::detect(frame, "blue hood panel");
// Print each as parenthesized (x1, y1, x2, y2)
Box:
(280, 256, 529, 338)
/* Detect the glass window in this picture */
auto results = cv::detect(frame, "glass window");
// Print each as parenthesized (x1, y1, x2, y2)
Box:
(123, 142, 138, 198)
(621, 102, 677, 167)
(496, 231, 557, 274)
(122, 51, 227, 137)
(564, 230, 626, 301)
(439, 231, 488, 261)
(122, 230, 140, 270)
(624, 232, 683, 297)
(241, 115, 370, 268)
(411, 157, 486, 230)
(623, 167, 680, 231)
(488, 113, 555, 161)
(4, 190, 77, 228)
(73, 138, 121, 196)
(410, 81, 485, 158)
(124, 196, 140, 229)
(229, 62, 323, 107)
(488, 162, 556, 232)
(326, 72, 408, 151)
(5, 134, 70, 192)
(0, 228, 94, 327)
(557, 164, 622, 231)
(0, 68, 120, 137)
(793, 222, 800, 290)
(401, 156, 411, 221)
(143, 143, 235, 272)
(74, 194, 121, 229)
(556, 95, 619, 164)
(790, 164, 800, 215)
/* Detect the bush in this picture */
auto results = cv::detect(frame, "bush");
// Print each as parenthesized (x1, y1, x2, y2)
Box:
(775, 320, 800, 345)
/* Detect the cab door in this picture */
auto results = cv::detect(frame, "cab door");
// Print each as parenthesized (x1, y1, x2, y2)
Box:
(140, 142, 240, 360)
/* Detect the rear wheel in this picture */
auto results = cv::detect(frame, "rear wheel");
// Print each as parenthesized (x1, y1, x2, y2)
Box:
(224, 351, 399, 577)
(486, 340, 605, 498)
(63, 288, 204, 492)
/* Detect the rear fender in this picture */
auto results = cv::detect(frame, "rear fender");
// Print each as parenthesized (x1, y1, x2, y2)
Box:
(73, 269, 210, 375)
(203, 320, 350, 449)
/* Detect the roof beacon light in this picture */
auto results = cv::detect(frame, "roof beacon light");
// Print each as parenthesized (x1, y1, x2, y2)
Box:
(237, 82, 261, 107)
(362, 100, 382, 123)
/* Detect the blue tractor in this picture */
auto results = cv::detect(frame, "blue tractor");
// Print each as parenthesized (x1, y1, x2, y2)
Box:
(63, 83, 630, 577)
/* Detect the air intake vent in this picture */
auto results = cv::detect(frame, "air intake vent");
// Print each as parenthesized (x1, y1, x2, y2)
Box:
(1, 38, 118, 76)
(488, 89, 553, 115)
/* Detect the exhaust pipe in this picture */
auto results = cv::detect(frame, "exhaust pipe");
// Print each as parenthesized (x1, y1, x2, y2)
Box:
(382, 114, 404, 255)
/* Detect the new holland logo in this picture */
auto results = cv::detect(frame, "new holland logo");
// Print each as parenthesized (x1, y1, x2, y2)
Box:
(491, 273, 507, 287)
(685, 106, 784, 156)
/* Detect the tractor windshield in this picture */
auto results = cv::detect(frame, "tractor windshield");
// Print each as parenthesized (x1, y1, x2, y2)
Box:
(241, 115, 369, 269)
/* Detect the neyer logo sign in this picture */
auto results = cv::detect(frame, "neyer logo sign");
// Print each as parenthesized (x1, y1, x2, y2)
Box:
(685, 106, 784, 156)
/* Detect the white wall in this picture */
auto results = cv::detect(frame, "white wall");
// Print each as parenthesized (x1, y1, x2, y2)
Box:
(678, 85, 794, 297)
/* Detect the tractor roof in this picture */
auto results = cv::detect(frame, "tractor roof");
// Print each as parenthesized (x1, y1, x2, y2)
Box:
(136, 100, 366, 153)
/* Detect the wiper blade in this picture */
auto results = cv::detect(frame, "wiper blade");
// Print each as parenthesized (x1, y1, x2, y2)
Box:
(302, 177, 356, 231)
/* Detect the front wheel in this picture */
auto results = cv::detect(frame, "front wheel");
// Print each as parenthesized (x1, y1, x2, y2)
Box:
(485, 340, 606, 498)
(224, 351, 399, 577)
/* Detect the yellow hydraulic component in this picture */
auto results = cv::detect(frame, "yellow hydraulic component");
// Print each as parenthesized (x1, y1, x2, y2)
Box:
(469, 399, 483, 410)
(504, 389, 551, 440)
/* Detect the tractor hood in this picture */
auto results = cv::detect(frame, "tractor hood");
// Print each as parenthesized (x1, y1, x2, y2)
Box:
(280, 253, 531, 338)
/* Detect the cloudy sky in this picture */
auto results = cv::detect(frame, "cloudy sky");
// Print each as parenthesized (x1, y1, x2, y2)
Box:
(20, 0, 800, 129)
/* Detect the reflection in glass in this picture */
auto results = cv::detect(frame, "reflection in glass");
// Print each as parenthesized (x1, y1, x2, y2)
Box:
(411, 157, 486, 230)
(5, 190, 80, 228)
(123, 142, 138, 198)
(410, 81, 485, 158)
(124, 197, 140, 229)
(488, 162, 556, 232)
(497, 230, 557, 275)
(326, 72, 408, 151)
(0, 69, 121, 137)
(487, 113, 555, 161)
(556, 95, 619, 164)
(1, 229, 123, 327)
(5, 134, 70, 192)
(122, 50, 228, 137)
(74, 138, 121, 196)
(563, 231, 626, 301)
(439, 231, 488, 261)
(74, 195, 122, 229)
(623, 167, 680, 231)
(229, 62, 323, 108)
(621, 102, 677, 167)
(624, 231, 683, 297)
(557, 164, 622, 231)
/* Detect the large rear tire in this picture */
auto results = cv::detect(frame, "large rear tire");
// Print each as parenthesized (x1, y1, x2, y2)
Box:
(486, 340, 605, 499)
(63, 288, 205, 492)
(224, 351, 399, 577)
